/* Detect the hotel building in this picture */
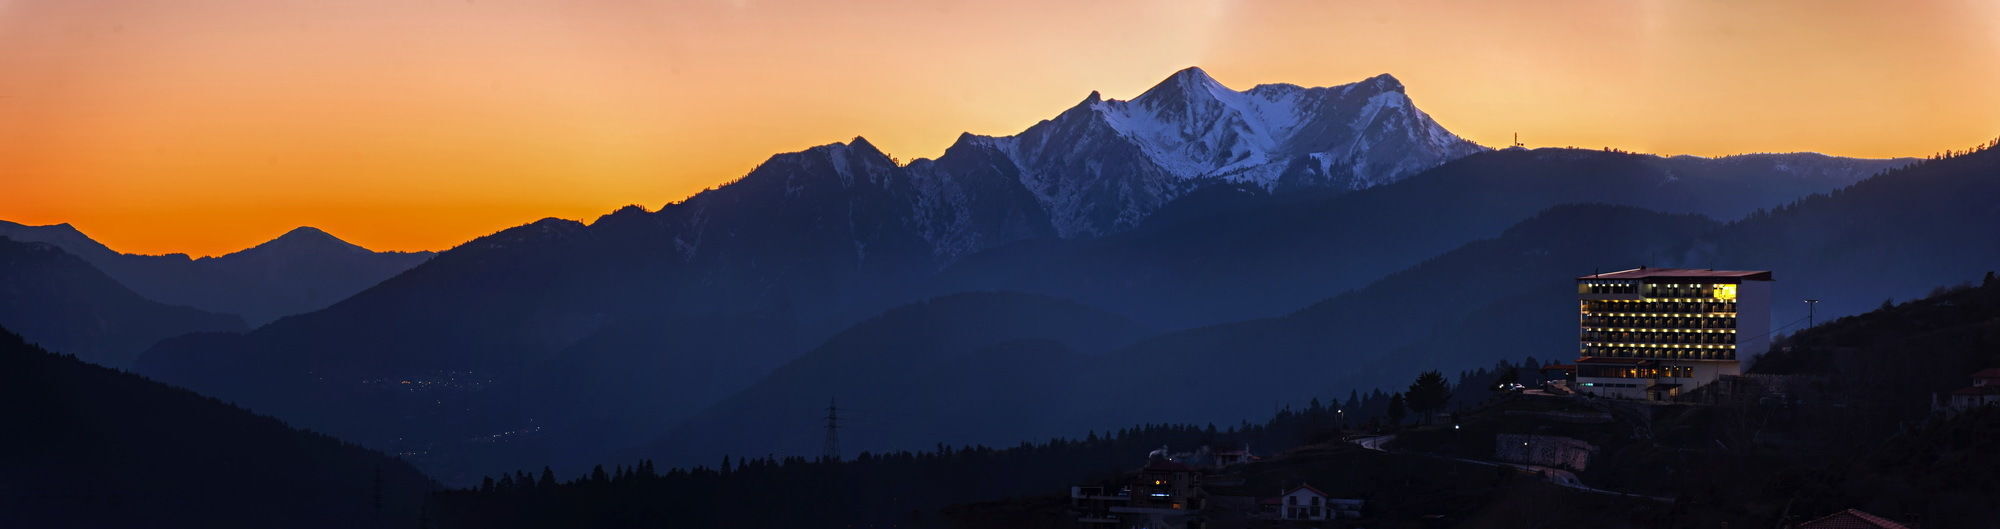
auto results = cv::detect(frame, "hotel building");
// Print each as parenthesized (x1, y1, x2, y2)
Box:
(1574, 267, 1772, 399)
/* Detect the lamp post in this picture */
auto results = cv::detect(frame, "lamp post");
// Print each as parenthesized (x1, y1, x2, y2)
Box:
(1804, 299, 1821, 328)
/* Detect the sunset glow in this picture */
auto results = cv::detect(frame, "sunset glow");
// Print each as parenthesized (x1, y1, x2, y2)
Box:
(5, 0, 1997, 256)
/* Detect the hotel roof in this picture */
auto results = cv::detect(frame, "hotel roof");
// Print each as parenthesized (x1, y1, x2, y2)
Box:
(1795, 508, 1912, 529)
(1578, 267, 1773, 281)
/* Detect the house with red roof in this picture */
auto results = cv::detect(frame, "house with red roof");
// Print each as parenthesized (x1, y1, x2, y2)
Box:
(1940, 367, 2000, 414)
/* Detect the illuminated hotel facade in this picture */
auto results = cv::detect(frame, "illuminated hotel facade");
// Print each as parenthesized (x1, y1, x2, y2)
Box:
(1574, 268, 1772, 400)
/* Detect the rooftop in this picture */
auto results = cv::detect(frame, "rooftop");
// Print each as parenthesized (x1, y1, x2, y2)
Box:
(1579, 267, 1773, 281)
(1794, 508, 1912, 529)
(1284, 483, 1330, 498)
(1951, 385, 2000, 396)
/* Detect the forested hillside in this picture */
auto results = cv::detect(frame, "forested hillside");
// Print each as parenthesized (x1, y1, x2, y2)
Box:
(0, 326, 435, 528)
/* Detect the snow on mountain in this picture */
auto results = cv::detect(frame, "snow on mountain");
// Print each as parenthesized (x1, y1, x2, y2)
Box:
(645, 68, 1489, 261)
(970, 67, 1487, 237)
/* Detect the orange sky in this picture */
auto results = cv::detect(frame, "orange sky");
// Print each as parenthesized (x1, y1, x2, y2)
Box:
(3, 0, 1997, 256)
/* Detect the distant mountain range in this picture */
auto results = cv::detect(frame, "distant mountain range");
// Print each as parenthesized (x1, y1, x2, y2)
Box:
(0, 222, 432, 325)
(0, 325, 436, 528)
(127, 68, 1926, 481)
(639, 140, 2000, 465)
(0, 237, 245, 367)
(924, 148, 1911, 327)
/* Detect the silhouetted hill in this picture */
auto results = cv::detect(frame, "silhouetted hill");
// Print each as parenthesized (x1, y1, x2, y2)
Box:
(468, 311, 800, 484)
(0, 325, 435, 528)
(1626, 273, 2000, 528)
(1681, 140, 2000, 328)
(1076, 204, 1719, 426)
(1752, 273, 2000, 425)
(929, 148, 1907, 328)
(642, 292, 1154, 466)
(0, 237, 244, 366)
(0, 221, 432, 325)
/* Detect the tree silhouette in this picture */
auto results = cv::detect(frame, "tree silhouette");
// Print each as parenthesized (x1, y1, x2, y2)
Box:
(1405, 370, 1451, 424)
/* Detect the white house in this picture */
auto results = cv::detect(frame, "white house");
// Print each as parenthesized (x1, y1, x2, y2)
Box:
(1942, 368, 2000, 413)
(1264, 484, 1361, 520)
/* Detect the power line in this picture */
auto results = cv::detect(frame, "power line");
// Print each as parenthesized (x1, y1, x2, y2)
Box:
(822, 397, 841, 462)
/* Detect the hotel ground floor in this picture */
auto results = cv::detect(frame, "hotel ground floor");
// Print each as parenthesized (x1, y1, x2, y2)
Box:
(1573, 357, 1741, 400)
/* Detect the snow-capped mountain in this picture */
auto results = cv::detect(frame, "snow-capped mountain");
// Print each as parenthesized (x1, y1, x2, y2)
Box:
(966, 67, 1486, 238)
(747, 67, 1487, 257)
(136, 68, 1919, 482)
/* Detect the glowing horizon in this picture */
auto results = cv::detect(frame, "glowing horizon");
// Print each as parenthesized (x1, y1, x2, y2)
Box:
(4, 0, 1997, 256)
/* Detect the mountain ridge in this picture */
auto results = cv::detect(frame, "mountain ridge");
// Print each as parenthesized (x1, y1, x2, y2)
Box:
(127, 69, 1917, 482)
(0, 220, 433, 325)
(0, 237, 247, 366)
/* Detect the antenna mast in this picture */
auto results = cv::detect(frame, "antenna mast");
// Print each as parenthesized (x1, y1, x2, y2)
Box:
(822, 398, 841, 462)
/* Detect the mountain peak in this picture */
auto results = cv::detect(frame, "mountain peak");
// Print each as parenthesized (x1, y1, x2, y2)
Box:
(802, 136, 889, 162)
(239, 226, 369, 256)
(1137, 66, 1232, 104)
(276, 226, 333, 240)
(846, 135, 886, 158)
(944, 132, 999, 155)
(1357, 73, 1404, 94)
(1167, 66, 1218, 85)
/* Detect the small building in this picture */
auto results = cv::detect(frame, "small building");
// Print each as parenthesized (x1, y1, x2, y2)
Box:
(1125, 460, 1203, 511)
(1540, 363, 1576, 382)
(1261, 484, 1362, 521)
(1160, 444, 1260, 469)
(1212, 445, 1258, 467)
(1065, 458, 1202, 529)
(1940, 367, 2000, 414)
(1068, 486, 1128, 526)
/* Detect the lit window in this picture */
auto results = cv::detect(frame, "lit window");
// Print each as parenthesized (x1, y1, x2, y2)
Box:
(1712, 284, 1737, 300)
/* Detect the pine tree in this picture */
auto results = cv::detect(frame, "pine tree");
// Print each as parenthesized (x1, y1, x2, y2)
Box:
(1405, 370, 1451, 424)
(1387, 393, 1407, 426)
